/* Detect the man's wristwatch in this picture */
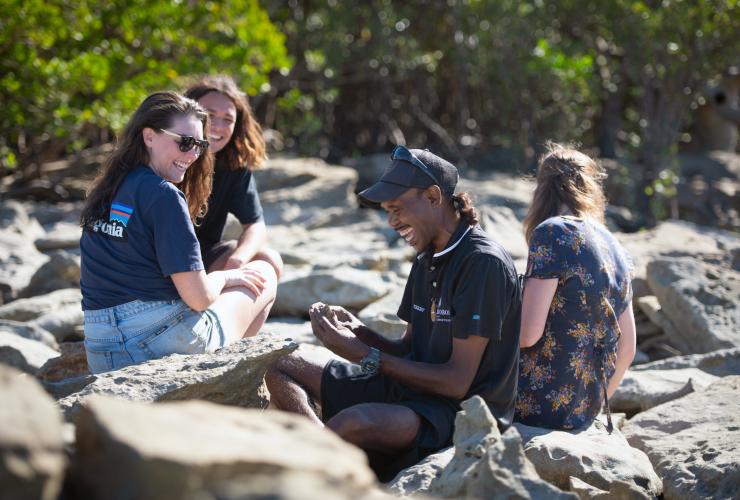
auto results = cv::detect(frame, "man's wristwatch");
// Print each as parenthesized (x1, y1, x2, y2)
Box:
(360, 347, 381, 376)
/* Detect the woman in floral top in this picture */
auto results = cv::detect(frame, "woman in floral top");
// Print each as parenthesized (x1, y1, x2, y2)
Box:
(515, 142, 636, 431)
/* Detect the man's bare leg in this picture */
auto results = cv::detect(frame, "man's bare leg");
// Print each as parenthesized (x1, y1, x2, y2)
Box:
(265, 346, 336, 426)
(327, 403, 421, 453)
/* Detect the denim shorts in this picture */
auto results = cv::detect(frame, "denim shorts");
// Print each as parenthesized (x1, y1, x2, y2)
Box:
(83, 299, 226, 374)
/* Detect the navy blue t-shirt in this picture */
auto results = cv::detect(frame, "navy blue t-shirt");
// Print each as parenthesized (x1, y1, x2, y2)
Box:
(80, 166, 204, 310)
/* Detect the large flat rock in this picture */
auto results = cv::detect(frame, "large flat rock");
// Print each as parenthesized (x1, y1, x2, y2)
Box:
(59, 333, 297, 420)
(72, 396, 378, 500)
(622, 376, 740, 500)
(612, 348, 740, 413)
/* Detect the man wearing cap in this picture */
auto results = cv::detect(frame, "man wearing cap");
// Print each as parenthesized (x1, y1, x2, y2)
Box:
(265, 146, 521, 479)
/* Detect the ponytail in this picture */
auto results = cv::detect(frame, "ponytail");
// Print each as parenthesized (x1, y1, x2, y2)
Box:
(451, 192, 479, 226)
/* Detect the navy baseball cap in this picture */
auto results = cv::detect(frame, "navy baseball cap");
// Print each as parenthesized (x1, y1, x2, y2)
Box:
(359, 146, 459, 207)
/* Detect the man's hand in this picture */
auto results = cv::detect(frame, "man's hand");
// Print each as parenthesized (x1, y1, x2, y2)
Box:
(309, 302, 370, 362)
(325, 305, 366, 335)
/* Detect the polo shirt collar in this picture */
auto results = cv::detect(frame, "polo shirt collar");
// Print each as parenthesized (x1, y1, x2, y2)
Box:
(417, 222, 474, 262)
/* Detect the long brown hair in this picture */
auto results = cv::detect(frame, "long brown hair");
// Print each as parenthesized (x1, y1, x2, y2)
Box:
(185, 75, 266, 170)
(523, 142, 606, 244)
(80, 91, 213, 227)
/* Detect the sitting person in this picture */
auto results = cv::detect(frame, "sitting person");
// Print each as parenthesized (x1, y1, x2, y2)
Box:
(515, 142, 636, 431)
(184, 75, 282, 277)
(265, 146, 522, 480)
(79, 91, 277, 374)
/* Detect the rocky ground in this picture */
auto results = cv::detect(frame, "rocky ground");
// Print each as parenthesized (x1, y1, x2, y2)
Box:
(1, 154, 738, 499)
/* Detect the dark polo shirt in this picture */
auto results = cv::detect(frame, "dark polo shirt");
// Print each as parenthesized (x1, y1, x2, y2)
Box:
(397, 222, 522, 428)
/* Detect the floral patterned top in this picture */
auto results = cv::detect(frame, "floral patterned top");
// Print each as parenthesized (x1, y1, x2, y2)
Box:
(515, 216, 633, 430)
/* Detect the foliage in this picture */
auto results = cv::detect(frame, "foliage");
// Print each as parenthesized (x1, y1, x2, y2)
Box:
(0, 0, 290, 171)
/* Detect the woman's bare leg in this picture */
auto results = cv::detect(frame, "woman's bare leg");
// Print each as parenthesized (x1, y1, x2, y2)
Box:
(208, 259, 278, 343)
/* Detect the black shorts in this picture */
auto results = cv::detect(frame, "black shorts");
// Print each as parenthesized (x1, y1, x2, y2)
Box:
(321, 359, 458, 480)
(200, 240, 235, 270)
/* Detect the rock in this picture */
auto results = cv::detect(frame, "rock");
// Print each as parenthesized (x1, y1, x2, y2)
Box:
(58, 333, 297, 420)
(477, 205, 528, 260)
(254, 157, 359, 226)
(389, 447, 454, 496)
(611, 348, 740, 413)
(0, 365, 66, 500)
(72, 396, 377, 500)
(0, 319, 59, 350)
(618, 220, 739, 290)
(622, 376, 740, 500)
(647, 258, 740, 352)
(36, 341, 89, 382)
(273, 267, 393, 317)
(20, 250, 81, 298)
(358, 287, 407, 340)
(0, 288, 81, 322)
(0, 332, 60, 374)
(0, 205, 48, 302)
(568, 476, 651, 500)
(514, 420, 662, 498)
(30, 305, 84, 342)
(264, 317, 317, 346)
(35, 221, 81, 251)
(391, 395, 575, 499)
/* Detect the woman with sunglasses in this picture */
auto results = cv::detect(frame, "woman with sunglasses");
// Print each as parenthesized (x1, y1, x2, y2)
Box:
(79, 91, 277, 374)
(184, 75, 283, 278)
(514, 142, 636, 431)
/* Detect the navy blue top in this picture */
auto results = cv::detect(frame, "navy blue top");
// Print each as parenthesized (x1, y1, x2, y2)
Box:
(195, 162, 263, 246)
(515, 216, 633, 430)
(80, 166, 204, 310)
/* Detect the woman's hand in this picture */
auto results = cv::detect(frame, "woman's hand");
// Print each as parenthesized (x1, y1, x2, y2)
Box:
(220, 267, 267, 296)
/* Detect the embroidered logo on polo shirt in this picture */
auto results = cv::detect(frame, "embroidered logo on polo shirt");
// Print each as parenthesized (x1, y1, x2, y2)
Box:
(432, 299, 452, 323)
(413, 304, 426, 313)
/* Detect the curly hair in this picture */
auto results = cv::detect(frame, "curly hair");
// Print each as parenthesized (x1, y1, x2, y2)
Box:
(523, 141, 607, 244)
(185, 75, 266, 171)
(80, 91, 213, 227)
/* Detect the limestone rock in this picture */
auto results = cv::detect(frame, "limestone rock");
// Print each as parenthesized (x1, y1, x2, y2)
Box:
(58, 334, 297, 420)
(0, 288, 81, 322)
(618, 220, 739, 287)
(264, 317, 317, 346)
(391, 396, 575, 499)
(622, 375, 740, 500)
(478, 205, 528, 260)
(20, 250, 81, 298)
(514, 420, 662, 498)
(72, 396, 376, 500)
(36, 341, 89, 382)
(358, 286, 407, 340)
(273, 267, 392, 317)
(0, 319, 59, 350)
(389, 447, 454, 496)
(0, 365, 66, 500)
(647, 258, 740, 352)
(0, 204, 48, 302)
(30, 304, 84, 342)
(568, 476, 651, 500)
(34, 221, 81, 251)
(611, 348, 740, 413)
(0, 331, 60, 374)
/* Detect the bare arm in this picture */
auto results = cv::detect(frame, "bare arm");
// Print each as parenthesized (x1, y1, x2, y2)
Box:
(519, 277, 559, 348)
(380, 336, 489, 400)
(170, 268, 266, 312)
(607, 302, 636, 397)
(224, 221, 267, 270)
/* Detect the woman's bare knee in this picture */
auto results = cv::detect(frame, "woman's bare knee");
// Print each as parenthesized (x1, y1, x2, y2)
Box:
(254, 246, 283, 279)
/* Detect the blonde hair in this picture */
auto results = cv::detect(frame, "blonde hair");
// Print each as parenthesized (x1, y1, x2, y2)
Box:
(523, 142, 606, 244)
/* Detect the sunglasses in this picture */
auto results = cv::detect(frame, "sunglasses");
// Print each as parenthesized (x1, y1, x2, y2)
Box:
(159, 129, 209, 156)
(391, 145, 441, 186)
